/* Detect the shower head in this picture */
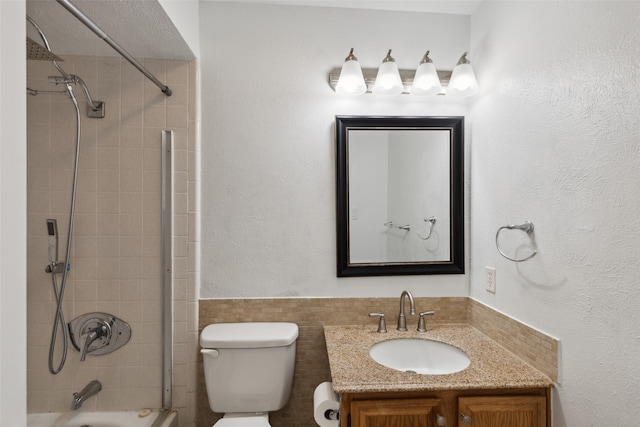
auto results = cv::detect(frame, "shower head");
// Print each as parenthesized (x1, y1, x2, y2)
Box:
(27, 37, 64, 62)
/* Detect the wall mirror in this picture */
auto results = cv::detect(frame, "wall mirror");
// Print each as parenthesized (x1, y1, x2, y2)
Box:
(336, 116, 464, 277)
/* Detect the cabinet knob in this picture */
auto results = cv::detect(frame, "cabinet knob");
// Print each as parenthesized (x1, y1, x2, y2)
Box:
(435, 413, 446, 426)
(460, 412, 472, 425)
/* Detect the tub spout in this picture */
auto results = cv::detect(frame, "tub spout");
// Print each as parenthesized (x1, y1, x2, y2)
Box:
(71, 380, 102, 410)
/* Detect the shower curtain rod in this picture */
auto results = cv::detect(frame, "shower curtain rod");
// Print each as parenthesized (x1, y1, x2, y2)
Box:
(56, 0, 172, 97)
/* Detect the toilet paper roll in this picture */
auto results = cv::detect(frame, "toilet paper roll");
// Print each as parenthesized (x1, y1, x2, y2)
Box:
(313, 382, 340, 427)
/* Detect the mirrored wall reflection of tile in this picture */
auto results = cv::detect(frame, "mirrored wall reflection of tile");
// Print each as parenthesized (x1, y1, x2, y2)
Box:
(26, 55, 198, 424)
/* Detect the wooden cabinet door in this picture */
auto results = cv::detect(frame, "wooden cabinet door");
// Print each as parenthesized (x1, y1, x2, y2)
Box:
(458, 396, 546, 427)
(350, 398, 443, 427)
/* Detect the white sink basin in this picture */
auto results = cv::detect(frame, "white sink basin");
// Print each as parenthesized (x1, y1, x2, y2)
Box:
(369, 338, 470, 375)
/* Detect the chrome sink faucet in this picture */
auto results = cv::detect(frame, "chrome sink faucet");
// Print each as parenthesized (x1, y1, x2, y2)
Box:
(70, 380, 102, 410)
(397, 290, 416, 331)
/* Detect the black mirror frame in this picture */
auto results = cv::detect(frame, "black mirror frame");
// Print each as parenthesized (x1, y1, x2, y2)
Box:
(336, 116, 465, 277)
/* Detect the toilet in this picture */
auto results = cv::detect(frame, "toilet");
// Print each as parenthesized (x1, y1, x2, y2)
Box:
(200, 322, 299, 427)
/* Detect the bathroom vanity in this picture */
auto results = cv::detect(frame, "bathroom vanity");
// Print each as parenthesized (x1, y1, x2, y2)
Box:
(324, 325, 553, 427)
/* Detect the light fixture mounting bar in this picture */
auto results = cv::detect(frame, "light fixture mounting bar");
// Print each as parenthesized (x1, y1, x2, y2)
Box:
(328, 67, 452, 94)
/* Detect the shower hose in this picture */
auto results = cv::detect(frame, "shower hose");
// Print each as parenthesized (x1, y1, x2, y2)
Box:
(48, 84, 81, 375)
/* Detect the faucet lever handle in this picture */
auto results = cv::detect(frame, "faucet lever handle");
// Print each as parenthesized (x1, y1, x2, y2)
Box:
(369, 313, 387, 333)
(417, 311, 435, 332)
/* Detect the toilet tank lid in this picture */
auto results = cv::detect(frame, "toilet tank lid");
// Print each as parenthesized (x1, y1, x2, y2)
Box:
(200, 322, 299, 349)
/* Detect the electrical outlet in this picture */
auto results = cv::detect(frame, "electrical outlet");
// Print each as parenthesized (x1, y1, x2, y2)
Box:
(485, 267, 496, 293)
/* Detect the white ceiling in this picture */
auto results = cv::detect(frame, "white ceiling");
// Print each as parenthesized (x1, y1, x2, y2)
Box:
(204, 0, 482, 15)
(26, 0, 480, 60)
(26, 0, 195, 60)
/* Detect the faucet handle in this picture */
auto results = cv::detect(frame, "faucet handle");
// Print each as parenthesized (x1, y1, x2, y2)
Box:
(369, 313, 387, 333)
(417, 311, 435, 332)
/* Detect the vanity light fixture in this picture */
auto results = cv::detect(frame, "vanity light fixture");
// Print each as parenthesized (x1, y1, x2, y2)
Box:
(328, 49, 479, 97)
(372, 49, 403, 95)
(335, 48, 367, 95)
(411, 51, 442, 96)
(446, 52, 480, 98)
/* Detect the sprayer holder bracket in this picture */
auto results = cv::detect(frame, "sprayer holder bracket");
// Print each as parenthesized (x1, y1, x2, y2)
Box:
(45, 263, 66, 274)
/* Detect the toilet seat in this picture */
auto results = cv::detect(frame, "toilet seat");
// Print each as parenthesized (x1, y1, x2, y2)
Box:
(213, 414, 271, 427)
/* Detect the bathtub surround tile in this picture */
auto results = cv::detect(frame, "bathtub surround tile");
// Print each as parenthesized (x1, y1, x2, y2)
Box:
(96, 121, 121, 148)
(121, 193, 144, 214)
(144, 106, 167, 128)
(76, 192, 99, 214)
(167, 85, 189, 108)
(50, 191, 73, 216)
(120, 300, 144, 323)
(120, 169, 143, 192)
(27, 170, 52, 195)
(197, 297, 558, 427)
(119, 341, 143, 366)
(167, 106, 189, 128)
(27, 57, 198, 422)
(97, 146, 121, 170)
(121, 103, 144, 128)
(167, 61, 189, 85)
(96, 300, 121, 316)
(28, 190, 51, 214)
(74, 280, 98, 301)
(121, 126, 143, 148)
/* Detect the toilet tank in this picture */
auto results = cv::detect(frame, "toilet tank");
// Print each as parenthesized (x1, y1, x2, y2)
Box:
(200, 322, 299, 414)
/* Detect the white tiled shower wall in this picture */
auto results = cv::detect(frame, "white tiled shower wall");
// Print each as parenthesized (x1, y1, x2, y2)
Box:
(26, 55, 199, 427)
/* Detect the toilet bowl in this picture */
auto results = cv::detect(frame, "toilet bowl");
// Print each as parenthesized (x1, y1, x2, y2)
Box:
(200, 322, 299, 427)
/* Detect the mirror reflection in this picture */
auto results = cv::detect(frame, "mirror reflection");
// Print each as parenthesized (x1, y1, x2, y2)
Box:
(336, 116, 464, 277)
(348, 129, 450, 263)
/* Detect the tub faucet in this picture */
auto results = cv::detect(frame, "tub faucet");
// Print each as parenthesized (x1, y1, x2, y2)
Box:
(71, 380, 102, 410)
(397, 290, 416, 331)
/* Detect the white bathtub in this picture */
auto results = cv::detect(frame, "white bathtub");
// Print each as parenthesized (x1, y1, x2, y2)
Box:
(27, 410, 178, 427)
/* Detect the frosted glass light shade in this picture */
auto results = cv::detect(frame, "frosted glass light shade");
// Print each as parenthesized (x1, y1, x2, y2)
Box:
(335, 60, 366, 95)
(447, 63, 479, 98)
(373, 61, 403, 95)
(411, 62, 442, 96)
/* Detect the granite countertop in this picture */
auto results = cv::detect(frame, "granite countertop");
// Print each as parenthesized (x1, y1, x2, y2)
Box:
(324, 324, 554, 394)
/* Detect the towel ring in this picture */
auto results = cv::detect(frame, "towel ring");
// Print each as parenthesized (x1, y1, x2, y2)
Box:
(416, 217, 436, 240)
(495, 221, 537, 262)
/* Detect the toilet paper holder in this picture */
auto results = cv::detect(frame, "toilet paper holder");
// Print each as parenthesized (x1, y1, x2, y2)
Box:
(314, 381, 340, 426)
(324, 409, 339, 421)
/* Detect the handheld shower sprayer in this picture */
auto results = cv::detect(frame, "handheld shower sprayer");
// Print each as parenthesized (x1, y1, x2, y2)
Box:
(46, 219, 59, 264)
(45, 219, 65, 274)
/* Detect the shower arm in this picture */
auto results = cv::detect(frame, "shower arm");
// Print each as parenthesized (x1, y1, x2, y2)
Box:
(48, 75, 103, 114)
(56, 0, 173, 97)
